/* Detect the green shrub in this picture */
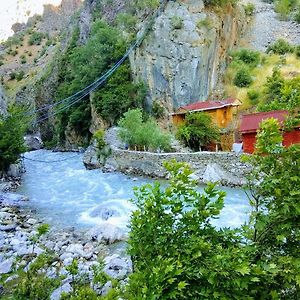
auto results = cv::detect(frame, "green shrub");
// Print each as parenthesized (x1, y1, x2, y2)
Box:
(244, 3, 255, 16)
(0, 60, 4, 66)
(20, 54, 27, 64)
(151, 101, 165, 119)
(176, 112, 220, 151)
(16, 70, 25, 81)
(234, 67, 253, 87)
(197, 17, 213, 30)
(247, 89, 260, 105)
(9, 72, 16, 80)
(231, 48, 260, 66)
(266, 39, 294, 55)
(118, 108, 171, 151)
(274, 0, 292, 20)
(295, 45, 300, 58)
(170, 16, 184, 30)
(294, 6, 300, 23)
(93, 129, 106, 150)
(28, 31, 45, 46)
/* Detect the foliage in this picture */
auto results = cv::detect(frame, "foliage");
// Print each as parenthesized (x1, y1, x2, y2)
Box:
(55, 20, 144, 140)
(266, 39, 294, 55)
(16, 70, 25, 81)
(255, 118, 283, 154)
(176, 112, 220, 151)
(126, 131, 300, 298)
(170, 16, 184, 30)
(0, 106, 28, 172)
(118, 109, 171, 151)
(28, 31, 45, 46)
(247, 89, 260, 105)
(197, 17, 213, 30)
(234, 67, 253, 87)
(231, 48, 260, 67)
(274, 0, 294, 20)
(243, 3, 255, 16)
(151, 101, 165, 119)
(93, 129, 106, 150)
(258, 68, 300, 111)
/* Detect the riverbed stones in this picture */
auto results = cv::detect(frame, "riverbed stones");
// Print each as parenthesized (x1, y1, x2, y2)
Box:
(104, 254, 131, 280)
(0, 257, 14, 274)
(50, 282, 73, 300)
(86, 224, 126, 244)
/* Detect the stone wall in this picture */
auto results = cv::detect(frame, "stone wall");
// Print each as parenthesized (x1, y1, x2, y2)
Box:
(102, 149, 251, 187)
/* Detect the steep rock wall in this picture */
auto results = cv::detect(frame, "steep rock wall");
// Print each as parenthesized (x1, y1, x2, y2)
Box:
(130, 1, 245, 110)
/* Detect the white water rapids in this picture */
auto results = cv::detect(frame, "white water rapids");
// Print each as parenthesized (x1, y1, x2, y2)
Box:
(18, 150, 250, 231)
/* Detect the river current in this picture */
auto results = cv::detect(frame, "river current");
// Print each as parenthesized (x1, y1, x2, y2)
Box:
(18, 150, 250, 231)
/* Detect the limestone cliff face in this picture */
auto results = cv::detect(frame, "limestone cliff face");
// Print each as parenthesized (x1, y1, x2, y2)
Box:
(0, 86, 7, 116)
(130, 1, 245, 110)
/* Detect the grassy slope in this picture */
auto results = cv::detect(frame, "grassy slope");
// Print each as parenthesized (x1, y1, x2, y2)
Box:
(224, 53, 300, 110)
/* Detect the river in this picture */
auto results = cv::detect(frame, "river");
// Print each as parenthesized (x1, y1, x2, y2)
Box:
(17, 150, 251, 231)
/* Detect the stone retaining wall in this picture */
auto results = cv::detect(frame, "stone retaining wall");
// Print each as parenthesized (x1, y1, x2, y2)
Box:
(103, 149, 251, 187)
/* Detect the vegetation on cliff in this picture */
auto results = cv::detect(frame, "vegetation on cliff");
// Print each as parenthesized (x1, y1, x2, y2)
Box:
(0, 107, 28, 172)
(225, 42, 300, 112)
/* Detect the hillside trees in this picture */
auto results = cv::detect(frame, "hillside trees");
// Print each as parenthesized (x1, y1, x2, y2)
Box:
(0, 107, 27, 172)
(55, 20, 145, 143)
(118, 109, 171, 151)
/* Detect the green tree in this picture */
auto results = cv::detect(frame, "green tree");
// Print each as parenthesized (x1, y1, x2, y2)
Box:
(0, 107, 27, 172)
(118, 109, 171, 151)
(176, 112, 220, 151)
(234, 67, 253, 87)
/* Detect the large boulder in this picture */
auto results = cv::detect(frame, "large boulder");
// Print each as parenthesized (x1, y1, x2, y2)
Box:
(103, 254, 132, 280)
(86, 224, 126, 245)
(50, 282, 72, 300)
(24, 134, 43, 151)
(0, 257, 14, 274)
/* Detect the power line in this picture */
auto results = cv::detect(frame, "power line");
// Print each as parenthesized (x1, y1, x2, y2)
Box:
(21, 4, 162, 121)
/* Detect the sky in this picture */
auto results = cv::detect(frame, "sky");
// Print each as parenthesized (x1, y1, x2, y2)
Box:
(0, 0, 63, 41)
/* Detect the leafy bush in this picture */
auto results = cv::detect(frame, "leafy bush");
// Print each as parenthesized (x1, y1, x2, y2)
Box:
(0, 107, 28, 172)
(231, 48, 260, 66)
(266, 39, 294, 55)
(118, 109, 171, 151)
(197, 17, 213, 30)
(176, 112, 220, 151)
(126, 128, 300, 299)
(151, 101, 165, 119)
(234, 67, 253, 87)
(295, 45, 300, 58)
(170, 16, 184, 30)
(258, 68, 300, 111)
(9, 72, 16, 80)
(274, 0, 292, 20)
(20, 54, 27, 64)
(28, 31, 45, 45)
(93, 129, 106, 150)
(243, 3, 255, 16)
(247, 89, 260, 105)
(16, 70, 25, 81)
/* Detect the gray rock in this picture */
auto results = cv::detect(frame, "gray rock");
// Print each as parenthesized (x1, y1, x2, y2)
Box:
(50, 282, 72, 300)
(100, 281, 113, 296)
(104, 255, 130, 280)
(24, 134, 43, 151)
(0, 224, 17, 232)
(86, 224, 126, 245)
(89, 205, 121, 220)
(0, 257, 14, 274)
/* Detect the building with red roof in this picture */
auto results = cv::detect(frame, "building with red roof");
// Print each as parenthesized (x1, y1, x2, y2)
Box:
(239, 110, 300, 154)
(171, 98, 241, 151)
(172, 98, 241, 128)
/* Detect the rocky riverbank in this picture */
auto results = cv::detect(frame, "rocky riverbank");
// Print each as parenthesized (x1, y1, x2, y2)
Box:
(0, 193, 132, 299)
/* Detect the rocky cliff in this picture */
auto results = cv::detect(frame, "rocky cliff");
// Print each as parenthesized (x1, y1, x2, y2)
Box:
(0, 86, 7, 116)
(130, 1, 245, 110)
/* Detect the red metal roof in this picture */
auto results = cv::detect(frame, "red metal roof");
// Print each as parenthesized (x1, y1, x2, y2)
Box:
(240, 110, 289, 133)
(175, 98, 238, 114)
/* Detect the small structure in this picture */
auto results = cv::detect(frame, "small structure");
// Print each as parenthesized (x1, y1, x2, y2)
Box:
(171, 98, 241, 151)
(239, 110, 300, 154)
(171, 98, 241, 128)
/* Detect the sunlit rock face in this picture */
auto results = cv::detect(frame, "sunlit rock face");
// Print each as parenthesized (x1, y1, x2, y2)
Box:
(130, 0, 245, 110)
